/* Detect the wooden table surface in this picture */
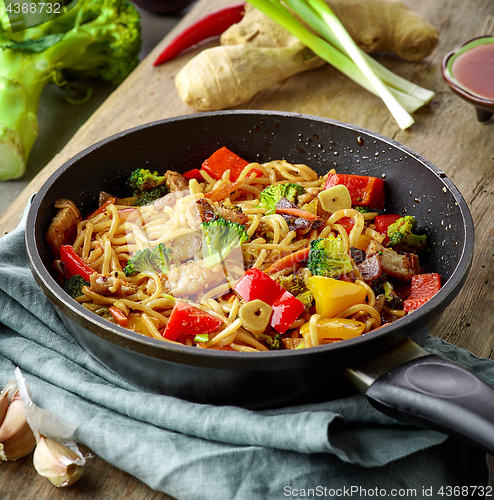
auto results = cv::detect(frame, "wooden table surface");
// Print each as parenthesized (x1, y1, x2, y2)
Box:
(1, 0, 493, 497)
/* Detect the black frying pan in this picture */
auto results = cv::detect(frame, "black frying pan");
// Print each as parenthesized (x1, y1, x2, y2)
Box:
(25, 111, 494, 454)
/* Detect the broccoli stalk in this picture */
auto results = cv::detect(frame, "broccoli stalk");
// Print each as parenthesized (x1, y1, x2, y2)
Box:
(387, 215, 427, 252)
(123, 244, 173, 277)
(200, 219, 248, 270)
(258, 183, 305, 215)
(0, 0, 141, 180)
(307, 234, 353, 278)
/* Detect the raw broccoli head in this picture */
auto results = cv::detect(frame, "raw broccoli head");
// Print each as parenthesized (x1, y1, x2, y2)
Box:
(307, 235, 353, 278)
(0, 0, 141, 180)
(123, 244, 172, 276)
(62, 274, 89, 298)
(387, 215, 427, 252)
(259, 183, 306, 215)
(200, 218, 248, 270)
(128, 168, 168, 195)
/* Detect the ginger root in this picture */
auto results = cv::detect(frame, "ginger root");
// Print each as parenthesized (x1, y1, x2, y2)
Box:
(175, 1, 438, 111)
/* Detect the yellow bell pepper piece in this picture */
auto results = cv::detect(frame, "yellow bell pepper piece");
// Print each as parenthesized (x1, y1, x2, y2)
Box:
(356, 234, 372, 251)
(306, 276, 367, 318)
(300, 318, 366, 342)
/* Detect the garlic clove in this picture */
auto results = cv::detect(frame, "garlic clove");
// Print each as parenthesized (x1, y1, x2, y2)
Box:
(0, 391, 8, 426)
(0, 393, 37, 461)
(33, 435, 85, 487)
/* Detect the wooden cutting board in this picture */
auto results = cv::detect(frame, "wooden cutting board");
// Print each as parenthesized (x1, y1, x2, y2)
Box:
(1, 0, 493, 497)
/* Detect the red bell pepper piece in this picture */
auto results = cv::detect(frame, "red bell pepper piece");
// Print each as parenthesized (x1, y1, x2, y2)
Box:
(85, 197, 116, 220)
(375, 214, 400, 245)
(202, 146, 261, 182)
(403, 273, 441, 313)
(162, 301, 223, 341)
(270, 291, 306, 334)
(338, 216, 355, 234)
(153, 3, 246, 66)
(60, 245, 95, 281)
(183, 169, 205, 181)
(233, 268, 305, 334)
(324, 173, 385, 209)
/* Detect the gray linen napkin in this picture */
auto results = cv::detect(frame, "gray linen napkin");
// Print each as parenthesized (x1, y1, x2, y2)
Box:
(0, 201, 490, 499)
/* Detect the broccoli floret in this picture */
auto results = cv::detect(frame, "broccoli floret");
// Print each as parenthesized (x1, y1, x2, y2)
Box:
(200, 219, 248, 270)
(259, 183, 306, 215)
(123, 244, 172, 276)
(277, 274, 314, 309)
(277, 275, 307, 295)
(382, 281, 404, 310)
(0, 0, 141, 180)
(387, 215, 427, 252)
(254, 332, 282, 350)
(134, 185, 169, 206)
(307, 235, 353, 278)
(353, 205, 372, 213)
(371, 275, 404, 310)
(128, 168, 168, 195)
(62, 274, 89, 298)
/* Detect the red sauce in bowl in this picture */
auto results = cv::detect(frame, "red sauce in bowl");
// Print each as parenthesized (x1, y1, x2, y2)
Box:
(452, 43, 494, 99)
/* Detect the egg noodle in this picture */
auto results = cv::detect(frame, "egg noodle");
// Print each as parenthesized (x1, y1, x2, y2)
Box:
(69, 159, 402, 351)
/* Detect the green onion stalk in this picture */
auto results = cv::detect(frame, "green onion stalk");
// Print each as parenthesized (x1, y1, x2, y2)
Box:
(246, 0, 435, 130)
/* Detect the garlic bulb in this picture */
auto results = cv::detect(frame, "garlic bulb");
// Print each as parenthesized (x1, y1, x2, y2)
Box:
(13, 367, 87, 487)
(33, 435, 85, 487)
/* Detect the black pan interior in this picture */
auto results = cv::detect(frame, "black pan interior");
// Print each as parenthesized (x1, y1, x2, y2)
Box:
(25, 111, 474, 407)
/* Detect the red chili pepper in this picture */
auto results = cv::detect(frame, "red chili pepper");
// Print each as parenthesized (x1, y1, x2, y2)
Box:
(375, 214, 400, 244)
(324, 173, 385, 210)
(403, 273, 441, 313)
(233, 268, 305, 333)
(153, 3, 246, 66)
(162, 300, 223, 341)
(183, 168, 205, 181)
(60, 245, 95, 281)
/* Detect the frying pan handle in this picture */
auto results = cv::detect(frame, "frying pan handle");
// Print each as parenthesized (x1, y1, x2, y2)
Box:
(366, 354, 494, 454)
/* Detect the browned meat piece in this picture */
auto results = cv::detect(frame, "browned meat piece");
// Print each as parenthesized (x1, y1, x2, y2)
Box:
(171, 233, 202, 261)
(357, 254, 383, 281)
(195, 198, 248, 225)
(98, 191, 133, 207)
(366, 240, 419, 281)
(45, 199, 82, 258)
(167, 261, 225, 297)
(164, 170, 189, 192)
(89, 273, 137, 296)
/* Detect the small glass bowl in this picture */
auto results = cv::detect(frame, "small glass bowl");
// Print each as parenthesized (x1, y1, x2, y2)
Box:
(441, 35, 494, 122)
